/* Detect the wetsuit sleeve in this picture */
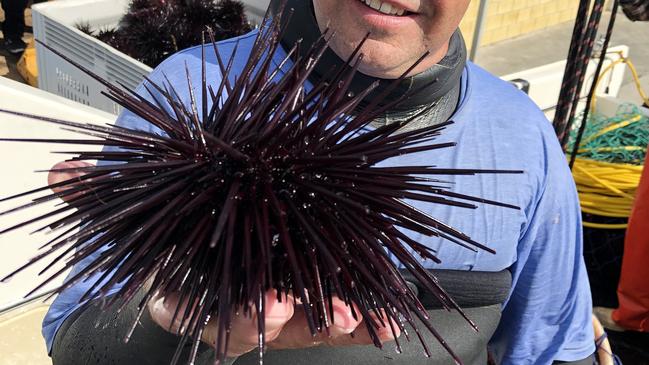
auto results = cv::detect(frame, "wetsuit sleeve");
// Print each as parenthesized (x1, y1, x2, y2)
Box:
(50, 287, 223, 365)
(488, 125, 595, 364)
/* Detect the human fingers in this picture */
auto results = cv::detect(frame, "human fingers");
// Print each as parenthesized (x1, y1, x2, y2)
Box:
(47, 160, 94, 202)
(148, 290, 295, 357)
(213, 291, 295, 356)
(327, 309, 401, 347)
(267, 298, 399, 349)
(266, 296, 360, 350)
(147, 292, 193, 335)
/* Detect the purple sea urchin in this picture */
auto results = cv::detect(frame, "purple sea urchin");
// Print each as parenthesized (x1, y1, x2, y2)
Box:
(1, 6, 521, 365)
(76, 0, 251, 67)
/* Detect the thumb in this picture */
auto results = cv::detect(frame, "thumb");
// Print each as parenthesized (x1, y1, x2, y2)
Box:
(48, 160, 95, 203)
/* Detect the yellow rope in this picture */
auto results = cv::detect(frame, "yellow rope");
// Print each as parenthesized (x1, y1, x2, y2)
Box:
(590, 52, 649, 113)
(577, 146, 646, 154)
(572, 157, 643, 229)
(582, 221, 629, 229)
(571, 53, 648, 229)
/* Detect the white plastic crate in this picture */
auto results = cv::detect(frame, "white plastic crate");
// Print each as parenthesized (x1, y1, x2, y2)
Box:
(32, 0, 270, 115)
(0, 76, 115, 309)
(501, 45, 629, 120)
(32, 0, 152, 115)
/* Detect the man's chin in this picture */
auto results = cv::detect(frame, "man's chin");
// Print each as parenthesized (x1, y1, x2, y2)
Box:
(356, 62, 408, 80)
(329, 42, 406, 79)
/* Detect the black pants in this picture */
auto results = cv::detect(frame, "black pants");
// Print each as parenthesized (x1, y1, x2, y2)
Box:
(1, 0, 28, 40)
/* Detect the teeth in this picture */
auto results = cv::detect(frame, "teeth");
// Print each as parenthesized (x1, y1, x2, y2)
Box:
(361, 0, 407, 16)
(379, 2, 392, 14)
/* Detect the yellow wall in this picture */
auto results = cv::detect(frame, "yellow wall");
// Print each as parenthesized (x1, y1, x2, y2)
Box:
(460, 0, 584, 48)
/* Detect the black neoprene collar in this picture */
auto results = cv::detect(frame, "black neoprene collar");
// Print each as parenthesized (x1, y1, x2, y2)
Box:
(271, 0, 467, 113)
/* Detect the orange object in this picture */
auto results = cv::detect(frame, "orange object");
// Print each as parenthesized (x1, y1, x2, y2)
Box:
(17, 39, 38, 88)
(613, 153, 649, 331)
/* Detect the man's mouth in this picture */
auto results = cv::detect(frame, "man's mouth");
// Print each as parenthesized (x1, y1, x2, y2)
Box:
(356, 0, 413, 16)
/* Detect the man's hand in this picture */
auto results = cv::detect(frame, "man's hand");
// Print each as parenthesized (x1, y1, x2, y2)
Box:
(148, 290, 399, 357)
(48, 160, 400, 357)
(48, 160, 95, 198)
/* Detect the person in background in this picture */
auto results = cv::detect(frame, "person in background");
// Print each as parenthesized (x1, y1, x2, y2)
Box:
(594, 154, 649, 335)
(1, 0, 29, 55)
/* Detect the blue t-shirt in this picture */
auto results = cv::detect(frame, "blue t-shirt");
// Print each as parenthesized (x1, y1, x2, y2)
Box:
(42, 30, 594, 364)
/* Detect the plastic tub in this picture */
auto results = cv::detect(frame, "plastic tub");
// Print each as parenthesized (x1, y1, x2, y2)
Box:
(0, 76, 114, 309)
(31, 0, 270, 115)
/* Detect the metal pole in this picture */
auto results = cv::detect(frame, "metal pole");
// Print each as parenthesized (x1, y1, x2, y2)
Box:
(469, 0, 490, 62)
